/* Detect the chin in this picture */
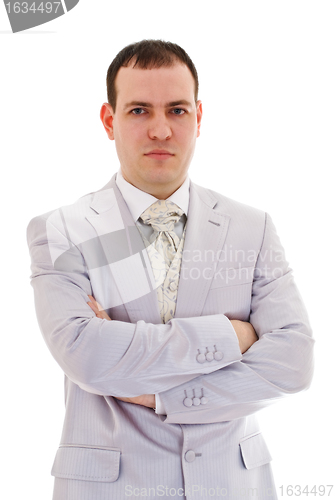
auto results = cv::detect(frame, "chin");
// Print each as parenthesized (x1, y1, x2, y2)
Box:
(151, 162, 184, 177)
(147, 171, 178, 186)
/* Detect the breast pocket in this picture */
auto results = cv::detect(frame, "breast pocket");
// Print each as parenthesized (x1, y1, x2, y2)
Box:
(202, 266, 254, 319)
(211, 266, 254, 289)
(51, 445, 121, 482)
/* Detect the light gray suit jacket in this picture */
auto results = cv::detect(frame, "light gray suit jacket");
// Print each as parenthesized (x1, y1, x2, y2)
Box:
(27, 174, 314, 500)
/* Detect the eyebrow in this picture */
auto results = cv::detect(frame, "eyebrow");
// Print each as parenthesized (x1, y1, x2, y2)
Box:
(123, 99, 193, 111)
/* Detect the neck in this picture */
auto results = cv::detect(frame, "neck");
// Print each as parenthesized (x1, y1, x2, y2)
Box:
(143, 184, 180, 200)
(122, 173, 186, 200)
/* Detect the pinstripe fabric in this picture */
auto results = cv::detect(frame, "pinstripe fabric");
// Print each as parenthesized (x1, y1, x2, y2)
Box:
(26, 173, 314, 500)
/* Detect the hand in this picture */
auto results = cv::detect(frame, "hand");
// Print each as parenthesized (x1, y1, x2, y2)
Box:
(230, 319, 258, 354)
(87, 295, 112, 321)
(114, 394, 156, 409)
(87, 295, 156, 409)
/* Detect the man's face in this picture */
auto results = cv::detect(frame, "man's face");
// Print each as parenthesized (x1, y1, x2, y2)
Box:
(101, 61, 202, 198)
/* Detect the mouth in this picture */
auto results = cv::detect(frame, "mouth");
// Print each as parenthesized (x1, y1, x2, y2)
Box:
(144, 150, 174, 160)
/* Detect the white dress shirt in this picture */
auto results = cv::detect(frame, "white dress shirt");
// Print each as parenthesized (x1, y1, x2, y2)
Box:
(115, 168, 190, 414)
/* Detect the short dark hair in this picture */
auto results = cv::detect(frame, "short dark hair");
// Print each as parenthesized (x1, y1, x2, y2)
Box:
(106, 39, 199, 112)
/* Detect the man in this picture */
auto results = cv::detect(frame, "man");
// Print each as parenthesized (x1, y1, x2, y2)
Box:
(27, 40, 314, 500)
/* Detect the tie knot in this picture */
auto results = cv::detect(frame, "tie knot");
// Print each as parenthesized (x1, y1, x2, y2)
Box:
(140, 200, 184, 233)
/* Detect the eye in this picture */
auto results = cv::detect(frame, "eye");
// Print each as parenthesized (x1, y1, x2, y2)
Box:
(131, 108, 145, 115)
(172, 108, 186, 115)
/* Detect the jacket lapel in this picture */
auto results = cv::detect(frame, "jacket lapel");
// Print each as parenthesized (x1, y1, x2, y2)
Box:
(175, 181, 231, 318)
(85, 174, 161, 325)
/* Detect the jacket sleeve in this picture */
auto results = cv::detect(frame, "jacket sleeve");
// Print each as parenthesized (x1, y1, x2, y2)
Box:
(27, 213, 242, 397)
(156, 213, 315, 424)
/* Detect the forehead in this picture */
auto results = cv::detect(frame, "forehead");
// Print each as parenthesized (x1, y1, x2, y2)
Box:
(114, 62, 195, 103)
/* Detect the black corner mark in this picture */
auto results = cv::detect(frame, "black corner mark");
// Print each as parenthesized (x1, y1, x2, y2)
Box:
(3, 0, 81, 33)
(64, 0, 79, 12)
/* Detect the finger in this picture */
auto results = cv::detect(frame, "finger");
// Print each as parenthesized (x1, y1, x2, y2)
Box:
(88, 295, 97, 304)
(87, 301, 99, 314)
(95, 301, 104, 311)
(88, 295, 104, 311)
(98, 311, 111, 320)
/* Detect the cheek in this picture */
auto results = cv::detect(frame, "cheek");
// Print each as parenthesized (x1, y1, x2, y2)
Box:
(176, 122, 197, 141)
(125, 125, 145, 149)
(178, 129, 196, 154)
(116, 126, 141, 152)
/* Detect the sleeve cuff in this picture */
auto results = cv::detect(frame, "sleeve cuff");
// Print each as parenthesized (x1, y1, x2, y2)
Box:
(154, 393, 166, 415)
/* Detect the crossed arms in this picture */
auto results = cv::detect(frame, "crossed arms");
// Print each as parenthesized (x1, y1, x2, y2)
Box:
(87, 295, 258, 410)
(27, 211, 314, 424)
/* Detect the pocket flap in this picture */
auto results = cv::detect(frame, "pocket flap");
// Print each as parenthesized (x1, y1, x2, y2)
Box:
(239, 432, 272, 470)
(51, 445, 121, 482)
(211, 266, 254, 288)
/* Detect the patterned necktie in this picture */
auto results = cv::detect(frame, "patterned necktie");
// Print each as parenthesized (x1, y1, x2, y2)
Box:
(140, 200, 184, 268)
(139, 200, 185, 323)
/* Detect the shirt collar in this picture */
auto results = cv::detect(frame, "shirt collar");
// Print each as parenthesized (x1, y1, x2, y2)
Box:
(116, 168, 190, 222)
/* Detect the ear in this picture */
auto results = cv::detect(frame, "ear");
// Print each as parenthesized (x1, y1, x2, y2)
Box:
(196, 100, 203, 138)
(100, 103, 115, 140)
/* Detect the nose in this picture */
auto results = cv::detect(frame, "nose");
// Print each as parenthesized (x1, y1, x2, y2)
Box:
(148, 112, 172, 140)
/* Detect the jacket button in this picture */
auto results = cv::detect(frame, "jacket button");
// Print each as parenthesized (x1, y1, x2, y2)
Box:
(214, 350, 223, 360)
(197, 353, 206, 363)
(200, 397, 208, 405)
(185, 450, 196, 462)
(206, 351, 214, 361)
(183, 397, 193, 407)
(192, 397, 200, 406)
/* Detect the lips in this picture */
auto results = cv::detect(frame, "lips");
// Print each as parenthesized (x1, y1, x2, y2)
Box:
(145, 150, 174, 155)
(144, 150, 174, 160)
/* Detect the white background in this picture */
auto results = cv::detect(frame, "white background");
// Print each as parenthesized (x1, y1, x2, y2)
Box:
(1, 1, 334, 498)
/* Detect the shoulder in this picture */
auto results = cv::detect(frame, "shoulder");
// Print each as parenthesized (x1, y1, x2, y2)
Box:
(190, 182, 271, 251)
(27, 177, 115, 227)
(26, 177, 116, 244)
(26, 191, 92, 235)
(191, 182, 266, 226)
(191, 182, 283, 257)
